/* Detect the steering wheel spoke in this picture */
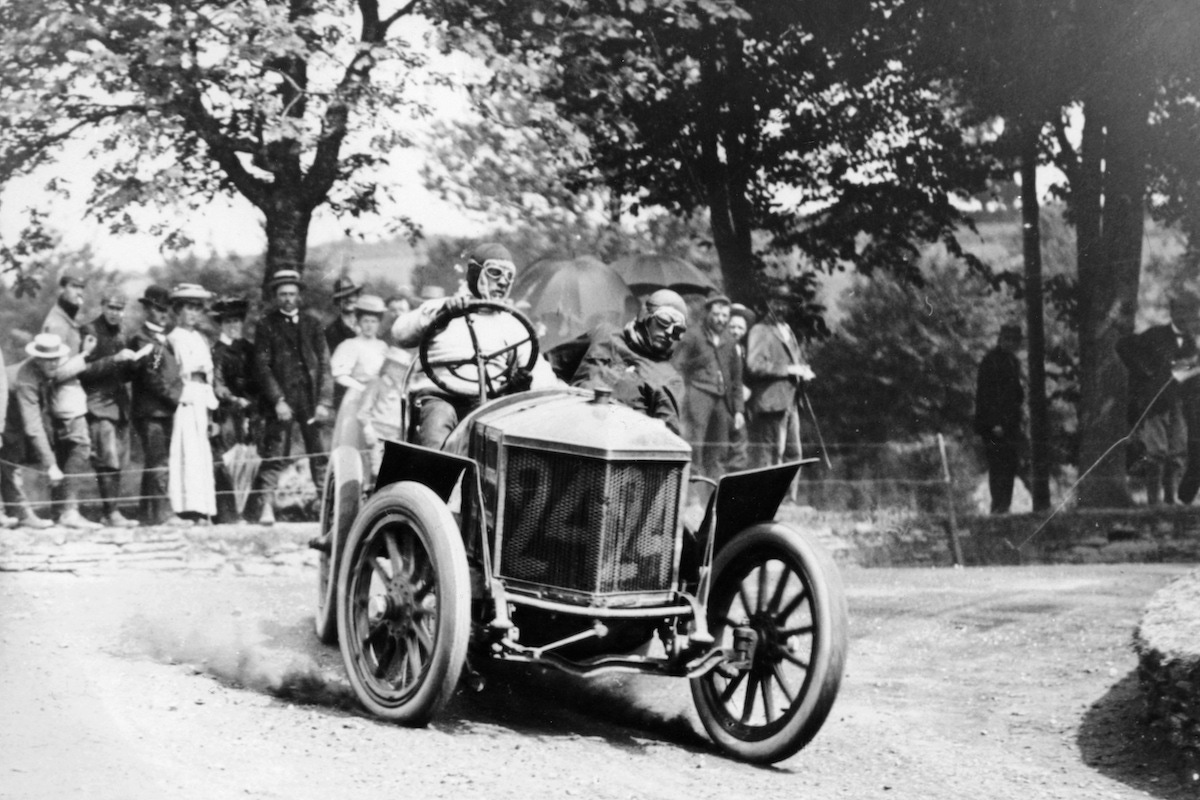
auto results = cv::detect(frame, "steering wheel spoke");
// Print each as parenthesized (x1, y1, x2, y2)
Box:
(417, 300, 540, 402)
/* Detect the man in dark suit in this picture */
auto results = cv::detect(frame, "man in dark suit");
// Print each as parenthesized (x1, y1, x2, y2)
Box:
(1118, 293, 1200, 505)
(246, 269, 334, 524)
(210, 297, 261, 524)
(745, 296, 813, 469)
(80, 290, 138, 527)
(974, 324, 1025, 513)
(673, 295, 745, 478)
(128, 285, 188, 527)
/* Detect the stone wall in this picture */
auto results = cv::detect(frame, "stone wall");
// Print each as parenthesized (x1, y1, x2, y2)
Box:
(780, 505, 1200, 567)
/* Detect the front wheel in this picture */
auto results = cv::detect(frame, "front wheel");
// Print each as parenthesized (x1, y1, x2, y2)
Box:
(690, 523, 847, 764)
(336, 481, 471, 726)
(314, 445, 363, 644)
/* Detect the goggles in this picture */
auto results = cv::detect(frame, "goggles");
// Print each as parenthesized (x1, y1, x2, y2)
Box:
(480, 259, 515, 283)
(648, 307, 688, 340)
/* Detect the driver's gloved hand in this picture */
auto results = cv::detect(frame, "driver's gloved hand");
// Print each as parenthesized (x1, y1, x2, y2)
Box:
(502, 367, 534, 395)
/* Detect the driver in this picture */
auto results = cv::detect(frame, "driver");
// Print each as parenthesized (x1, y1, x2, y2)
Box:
(391, 242, 555, 448)
(572, 289, 688, 435)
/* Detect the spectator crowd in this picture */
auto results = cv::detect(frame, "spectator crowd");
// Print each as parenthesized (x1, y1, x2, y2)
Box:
(0, 244, 817, 530)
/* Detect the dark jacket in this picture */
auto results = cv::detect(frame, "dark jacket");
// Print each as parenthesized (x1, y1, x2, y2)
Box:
(745, 321, 805, 414)
(1117, 324, 1196, 420)
(325, 317, 357, 357)
(5, 359, 55, 468)
(128, 324, 183, 419)
(80, 316, 133, 422)
(974, 347, 1023, 442)
(673, 327, 745, 415)
(255, 309, 334, 419)
(213, 337, 260, 412)
(572, 323, 684, 434)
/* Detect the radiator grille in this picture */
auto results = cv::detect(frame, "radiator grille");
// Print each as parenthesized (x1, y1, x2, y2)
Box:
(500, 447, 682, 594)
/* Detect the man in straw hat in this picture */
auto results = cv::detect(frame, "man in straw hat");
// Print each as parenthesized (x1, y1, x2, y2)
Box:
(573, 288, 688, 435)
(246, 269, 334, 525)
(128, 285, 190, 527)
(1, 333, 96, 528)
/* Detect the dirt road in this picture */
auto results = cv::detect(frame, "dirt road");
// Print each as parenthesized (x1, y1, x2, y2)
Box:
(2, 562, 1198, 800)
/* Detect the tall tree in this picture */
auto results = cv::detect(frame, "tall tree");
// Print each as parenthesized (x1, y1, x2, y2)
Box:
(901, 0, 1079, 511)
(432, 0, 991, 305)
(0, 0, 430, 277)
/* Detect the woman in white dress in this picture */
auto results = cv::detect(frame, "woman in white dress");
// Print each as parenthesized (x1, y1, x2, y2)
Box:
(167, 284, 219, 520)
(330, 294, 390, 394)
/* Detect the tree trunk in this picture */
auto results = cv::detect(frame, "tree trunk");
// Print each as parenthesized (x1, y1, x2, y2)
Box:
(262, 191, 313, 278)
(1019, 128, 1051, 511)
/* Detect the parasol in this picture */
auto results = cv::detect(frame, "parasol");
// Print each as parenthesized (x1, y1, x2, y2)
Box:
(511, 255, 639, 350)
(224, 444, 261, 514)
(609, 253, 718, 295)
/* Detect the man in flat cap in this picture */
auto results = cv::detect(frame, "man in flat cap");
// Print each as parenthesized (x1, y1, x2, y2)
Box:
(79, 289, 139, 527)
(673, 294, 746, 477)
(246, 269, 334, 524)
(128, 285, 189, 527)
(210, 297, 261, 524)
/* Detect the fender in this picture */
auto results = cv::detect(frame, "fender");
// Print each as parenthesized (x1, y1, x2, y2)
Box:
(702, 459, 819, 557)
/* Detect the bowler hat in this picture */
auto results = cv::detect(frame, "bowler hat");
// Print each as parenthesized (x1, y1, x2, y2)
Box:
(210, 297, 249, 321)
(267, 269, 304, 292)
(332, 274, 363, 300)
(138, 285, 171, 311)
(25, 333, 70, 360)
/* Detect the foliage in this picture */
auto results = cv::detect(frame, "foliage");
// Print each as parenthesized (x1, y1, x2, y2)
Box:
(430, 0, 994, 307)
(0, 0, 433, 275)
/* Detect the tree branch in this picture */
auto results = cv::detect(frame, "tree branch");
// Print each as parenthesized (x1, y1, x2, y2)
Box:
(174, 88, 270, 208)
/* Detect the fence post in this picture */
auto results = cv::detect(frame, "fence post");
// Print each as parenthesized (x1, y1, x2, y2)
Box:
(937, 433, 965, 566)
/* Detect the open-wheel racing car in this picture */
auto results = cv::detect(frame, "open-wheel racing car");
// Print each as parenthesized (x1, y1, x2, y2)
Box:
(314, 300, 847, 764)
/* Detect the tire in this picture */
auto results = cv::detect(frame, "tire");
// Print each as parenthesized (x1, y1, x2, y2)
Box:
(690, 523, 848, 764)
(314, 445, 363, 644)
(336, 481, 471, 726)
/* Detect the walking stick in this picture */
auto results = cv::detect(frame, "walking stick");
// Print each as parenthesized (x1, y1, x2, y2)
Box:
(799, 387, 833, 469)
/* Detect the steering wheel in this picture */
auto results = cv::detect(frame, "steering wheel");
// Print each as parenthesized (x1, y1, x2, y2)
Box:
(418, 299, 540, 404)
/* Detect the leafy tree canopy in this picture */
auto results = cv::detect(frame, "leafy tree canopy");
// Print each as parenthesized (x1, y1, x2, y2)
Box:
(0, 0, 434, 274)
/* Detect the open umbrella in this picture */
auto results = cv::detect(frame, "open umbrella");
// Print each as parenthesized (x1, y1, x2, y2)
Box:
(512, 255, 639, 350)
(609, 253, 718, 295)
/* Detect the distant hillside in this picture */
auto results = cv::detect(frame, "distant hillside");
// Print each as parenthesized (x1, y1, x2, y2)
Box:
(305, 236, 423, 292)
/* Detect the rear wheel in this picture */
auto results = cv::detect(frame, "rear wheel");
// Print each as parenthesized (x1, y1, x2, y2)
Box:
(314, 445, 363, 644)
(690, 523, 847, 764)
(336, 481, 470, 725)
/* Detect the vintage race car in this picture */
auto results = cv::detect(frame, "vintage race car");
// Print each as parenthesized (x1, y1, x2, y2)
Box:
(315, 300, 847, 764)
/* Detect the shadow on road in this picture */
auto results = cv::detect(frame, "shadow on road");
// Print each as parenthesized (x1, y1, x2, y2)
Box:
(1076, 670, 1200, 799)
(441, 662, 712, 756)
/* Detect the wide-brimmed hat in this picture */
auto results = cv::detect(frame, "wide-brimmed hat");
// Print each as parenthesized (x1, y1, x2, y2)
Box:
(210, 297, 249, 321)
(169, 283, 212, 303)
(138, 285, 171, 311)
(353, 294, 386, 316)
(332, 274, 363, 300)
(25, 333, 70, 360)
(267, 269, 304, 292)
(729, 302, 756, 327)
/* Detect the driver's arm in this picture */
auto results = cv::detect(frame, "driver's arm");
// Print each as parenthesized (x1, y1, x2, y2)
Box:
(391, 297, 450, 347)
